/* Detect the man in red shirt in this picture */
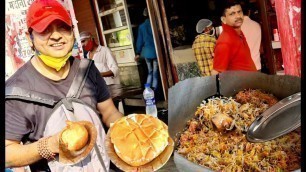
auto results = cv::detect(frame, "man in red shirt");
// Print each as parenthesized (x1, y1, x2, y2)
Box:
(212, 1, 257, 75)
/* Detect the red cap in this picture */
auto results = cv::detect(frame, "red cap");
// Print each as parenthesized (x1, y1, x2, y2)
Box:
(26, 0, 72, 33)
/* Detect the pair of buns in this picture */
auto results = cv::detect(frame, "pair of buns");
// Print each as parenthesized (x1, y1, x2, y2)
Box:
(61, 121, 89, 151)
(110, 114, 169, 166)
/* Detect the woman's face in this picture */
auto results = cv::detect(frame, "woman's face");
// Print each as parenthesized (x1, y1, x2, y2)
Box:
(30, 20, 74, 58)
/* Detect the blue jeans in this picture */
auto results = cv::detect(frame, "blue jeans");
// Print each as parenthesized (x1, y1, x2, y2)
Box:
(144, 58, 159, 90)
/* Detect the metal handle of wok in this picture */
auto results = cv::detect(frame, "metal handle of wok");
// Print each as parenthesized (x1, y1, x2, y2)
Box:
(216, 74, 222, 96)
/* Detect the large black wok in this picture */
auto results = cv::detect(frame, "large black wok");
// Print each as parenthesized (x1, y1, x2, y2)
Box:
(168, 71, 301, 172)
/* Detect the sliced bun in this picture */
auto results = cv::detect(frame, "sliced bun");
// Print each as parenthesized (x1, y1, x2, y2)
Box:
(61, 121, 89, 151)
(110, 114, 169, 166)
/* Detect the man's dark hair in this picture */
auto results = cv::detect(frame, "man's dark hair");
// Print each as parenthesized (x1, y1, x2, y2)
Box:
(219, 0, 242, 17)
(239, 0, 249, 15)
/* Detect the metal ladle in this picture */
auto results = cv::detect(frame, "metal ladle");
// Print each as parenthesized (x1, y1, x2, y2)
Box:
(246, 92, 301, 142)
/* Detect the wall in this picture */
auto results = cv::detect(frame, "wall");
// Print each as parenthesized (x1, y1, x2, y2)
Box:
(172, 45, 201, 81)
(274, 0, 301, 76)
(119, 65, 142, 87)
(72, 0, 99, 41)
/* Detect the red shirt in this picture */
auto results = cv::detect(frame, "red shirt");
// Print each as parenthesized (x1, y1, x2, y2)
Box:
(213, 24, 257, 72)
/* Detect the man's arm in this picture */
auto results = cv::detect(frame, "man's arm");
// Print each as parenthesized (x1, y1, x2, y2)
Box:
(209, 37, 216, 57)
(134, 54, 140, 62)
(5, 134, 59, 168)
(97, 98, 123, 128)
(135, 26, 144, 55)
(101, 70, 114, 77)
(212, 43, 231, 73)
(100, 48, 119, 78)
(211, 69, 220, 75)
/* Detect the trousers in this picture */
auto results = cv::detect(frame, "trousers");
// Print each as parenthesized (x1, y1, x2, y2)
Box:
(144, 58, 159, 90)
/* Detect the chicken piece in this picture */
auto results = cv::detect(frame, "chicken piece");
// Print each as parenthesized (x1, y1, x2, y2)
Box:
(188, 121, 199, 133)
(211, 113, 233, 131)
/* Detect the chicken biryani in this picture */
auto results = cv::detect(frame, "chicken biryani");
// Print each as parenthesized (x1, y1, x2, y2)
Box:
(177, 89, 301, 171)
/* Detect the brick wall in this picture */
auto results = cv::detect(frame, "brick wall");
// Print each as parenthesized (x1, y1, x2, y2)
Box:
(72, 0, 99, 42)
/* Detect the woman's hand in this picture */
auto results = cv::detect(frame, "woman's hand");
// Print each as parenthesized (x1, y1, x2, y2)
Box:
(48, 132, 61, 154)
(5, 131, 62, 168)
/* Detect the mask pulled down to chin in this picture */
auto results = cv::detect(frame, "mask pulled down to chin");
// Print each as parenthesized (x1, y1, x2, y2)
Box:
(83, 39, 94, 51)
(36, 51, 72, 71)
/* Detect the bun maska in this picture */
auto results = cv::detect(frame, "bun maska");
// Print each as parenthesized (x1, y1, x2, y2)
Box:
(61, 121, 89, 151)
(110, 114, 169, 166)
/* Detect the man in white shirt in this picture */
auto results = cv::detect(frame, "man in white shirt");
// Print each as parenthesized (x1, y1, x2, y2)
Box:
(80, 31, 120, 85)
(241, 15, 262, 71)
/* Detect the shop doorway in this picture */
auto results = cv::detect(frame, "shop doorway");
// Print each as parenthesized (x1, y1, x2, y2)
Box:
(161, 0, 283, 76)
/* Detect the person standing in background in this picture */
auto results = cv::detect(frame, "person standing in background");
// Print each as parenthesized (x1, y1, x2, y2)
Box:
(241, 9, 262, 71)
(135, 8, 159, 92)
(211, 1, 256, 75)
(192, 19, 216, 76)
(80, 31, 120, 86)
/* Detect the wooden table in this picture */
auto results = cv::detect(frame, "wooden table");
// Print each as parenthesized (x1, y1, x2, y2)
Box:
(107, 84, 145, 112)
(108, 85, 143, 101)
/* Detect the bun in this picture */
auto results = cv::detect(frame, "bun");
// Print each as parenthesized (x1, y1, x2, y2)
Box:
(110, 114, 169, 166)
(61, 121, 89, 151)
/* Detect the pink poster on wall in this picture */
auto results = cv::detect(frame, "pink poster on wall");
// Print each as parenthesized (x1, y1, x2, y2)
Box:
(5, 0, 33, 80)
(274, 0, 301, 77)
(5, 0, 84, 80)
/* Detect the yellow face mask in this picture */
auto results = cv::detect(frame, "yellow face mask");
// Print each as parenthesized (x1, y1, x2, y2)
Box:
(37, 51, 72, 71)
